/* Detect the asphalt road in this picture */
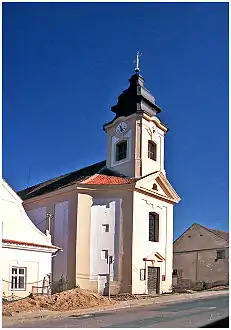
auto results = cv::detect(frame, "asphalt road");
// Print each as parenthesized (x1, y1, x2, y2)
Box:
(6, 293, 229, 328)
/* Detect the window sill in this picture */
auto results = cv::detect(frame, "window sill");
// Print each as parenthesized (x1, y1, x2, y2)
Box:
(111, 157, 129, 167)
(115, 157, 128, 163)
(11, 288, 27, 291)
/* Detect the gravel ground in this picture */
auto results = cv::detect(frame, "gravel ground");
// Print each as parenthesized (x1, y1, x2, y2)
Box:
(110, 286, 229, 301)
(2, 286, 228, 317)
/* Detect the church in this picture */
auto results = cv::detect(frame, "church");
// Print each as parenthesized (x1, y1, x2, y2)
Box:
(18, 60, 180, 295)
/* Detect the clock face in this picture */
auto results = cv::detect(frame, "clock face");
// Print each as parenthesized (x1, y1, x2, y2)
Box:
(116, 122, 127, 134)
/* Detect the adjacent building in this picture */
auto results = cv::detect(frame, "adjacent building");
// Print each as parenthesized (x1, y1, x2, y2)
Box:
(173, 223, 229, 289)
(1, 179, 61, 298)
(18, 67, 180, 295)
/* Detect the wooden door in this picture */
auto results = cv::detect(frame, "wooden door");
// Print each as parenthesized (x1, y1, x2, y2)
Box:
(147, 267, 160, 295)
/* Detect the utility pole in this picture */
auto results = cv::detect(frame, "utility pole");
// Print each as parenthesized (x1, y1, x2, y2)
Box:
(108, 255, 113, 300)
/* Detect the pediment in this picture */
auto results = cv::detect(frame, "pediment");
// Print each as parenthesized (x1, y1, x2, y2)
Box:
(135, 171, 181, 203)
(143, 251, 165, 262)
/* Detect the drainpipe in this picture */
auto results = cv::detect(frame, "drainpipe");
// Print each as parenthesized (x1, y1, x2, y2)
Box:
(143, 258, 147, 294)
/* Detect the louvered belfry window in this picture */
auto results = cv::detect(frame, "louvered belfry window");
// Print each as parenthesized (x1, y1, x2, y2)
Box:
(116, 140, 127, 161)
(148, 141, 157, 161)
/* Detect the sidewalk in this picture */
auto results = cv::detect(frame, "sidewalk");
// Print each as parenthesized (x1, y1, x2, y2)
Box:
(2, 289, 229, 327)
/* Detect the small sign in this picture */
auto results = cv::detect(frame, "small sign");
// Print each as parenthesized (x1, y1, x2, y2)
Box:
(140, 269, 146, 281)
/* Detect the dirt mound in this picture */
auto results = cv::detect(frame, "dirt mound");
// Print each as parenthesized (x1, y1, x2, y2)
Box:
(2, 288, 114, 316)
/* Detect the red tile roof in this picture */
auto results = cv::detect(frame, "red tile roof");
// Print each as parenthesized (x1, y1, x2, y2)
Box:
(18, 160, 107, 200)
(18, 162, 135, 199)
(80, 174, 133, 185)
(2, 239, 61, 250)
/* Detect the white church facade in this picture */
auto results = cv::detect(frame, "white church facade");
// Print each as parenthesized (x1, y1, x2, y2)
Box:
(18, 65, 180, 295)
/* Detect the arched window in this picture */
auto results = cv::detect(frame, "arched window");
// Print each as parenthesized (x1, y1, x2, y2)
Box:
(149, 212, 159, 242)
(152, 183, 158, 191)
(148, 141, 157, 161)
(116, 140, 127, 161)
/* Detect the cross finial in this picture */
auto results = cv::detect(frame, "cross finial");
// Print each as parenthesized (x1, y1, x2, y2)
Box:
(135, 51, 142, 73)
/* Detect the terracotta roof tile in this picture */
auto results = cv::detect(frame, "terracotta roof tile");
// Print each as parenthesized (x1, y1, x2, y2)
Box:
(18, 162, 134, 199)
(2, 239, 61, 250)
(18, 161, 106, 200)
(81, 174, 133, 185)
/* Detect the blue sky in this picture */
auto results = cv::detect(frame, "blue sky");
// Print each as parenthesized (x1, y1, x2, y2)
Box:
(3, 2, 228, 239)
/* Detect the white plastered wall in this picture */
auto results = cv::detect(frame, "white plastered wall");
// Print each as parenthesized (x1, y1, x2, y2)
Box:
(141, 117, 166, 176)
(0, 179, 54, 298)
(53, 201, 68, 282)
(2, 247, 52, 298)
(90, 199, 121, 283)
(132, 191, 173, 294)
(25, 201, 69, 283)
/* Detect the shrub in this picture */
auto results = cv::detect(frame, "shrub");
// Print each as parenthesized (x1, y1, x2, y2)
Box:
(202, 281, 207, 290)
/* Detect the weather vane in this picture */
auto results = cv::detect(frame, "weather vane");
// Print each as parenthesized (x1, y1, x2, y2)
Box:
(135, 51, 142, 73)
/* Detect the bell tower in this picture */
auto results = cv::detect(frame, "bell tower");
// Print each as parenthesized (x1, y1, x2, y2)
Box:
(103, 59, 168, 178)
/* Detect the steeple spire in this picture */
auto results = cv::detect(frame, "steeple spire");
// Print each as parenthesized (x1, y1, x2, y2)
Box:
(135, 51, 142, 73)
(109, 57, 162, 120)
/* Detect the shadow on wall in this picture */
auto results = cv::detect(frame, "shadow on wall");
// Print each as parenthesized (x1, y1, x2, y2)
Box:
(103, 277, 109, 296)
(51, 275, 76, 294)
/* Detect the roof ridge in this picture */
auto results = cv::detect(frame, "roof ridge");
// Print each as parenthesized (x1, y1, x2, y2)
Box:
(97, 166, 130, 178)
(18, 160, 106, 194)
(174, 223, 229, 244)
(173, 223, 199, 244)
(18, 160, 106, 199)
(201, 225, 229, 241)
(80, 173, 99, 184)
(205, 226, 228, 234)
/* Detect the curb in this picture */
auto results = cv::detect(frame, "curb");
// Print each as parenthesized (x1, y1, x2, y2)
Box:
(2, 289, 229, 327)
